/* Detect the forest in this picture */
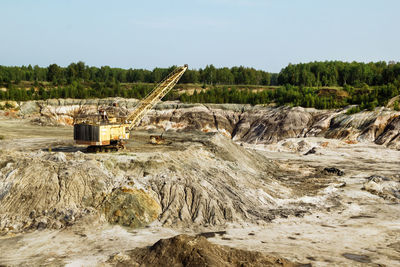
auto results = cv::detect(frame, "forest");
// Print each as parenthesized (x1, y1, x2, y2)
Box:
(0, 61, 400, 112)
(278, 61, 400, 87)
(0, 63, 276, 86)
(179, 84, 399, 111)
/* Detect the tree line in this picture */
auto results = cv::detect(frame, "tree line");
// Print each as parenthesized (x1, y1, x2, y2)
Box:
(180, 84, 400, 111)
(0, 82, 156, 101)
(1, 61, 399, 112)
(2, 61, 400, 88)
(0, 62, 277, 86)
(278, 61, 400, 87)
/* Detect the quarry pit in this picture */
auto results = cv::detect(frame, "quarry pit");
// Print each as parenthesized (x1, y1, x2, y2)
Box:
(0, 100, 399, 266)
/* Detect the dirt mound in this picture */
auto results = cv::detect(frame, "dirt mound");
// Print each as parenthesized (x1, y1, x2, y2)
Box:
(0, 151, 108, 232)
(0, 133, 300, 234)
(137, 133, 293, 227)
(107, 234, 299, 267)
(0, 150, 161, 234)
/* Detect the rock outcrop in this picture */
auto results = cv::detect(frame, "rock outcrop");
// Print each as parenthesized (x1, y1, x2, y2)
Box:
(7, 98, 400, 149)
(374, 115, 400, 150)
(362, 175, 400, 202)
(103, 187, 161, 228)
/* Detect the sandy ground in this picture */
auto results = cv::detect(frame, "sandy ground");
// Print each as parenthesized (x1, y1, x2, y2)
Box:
(212, 141, 400, 266)
(0, 118, 399, 266)
(0, 118, 71, 140)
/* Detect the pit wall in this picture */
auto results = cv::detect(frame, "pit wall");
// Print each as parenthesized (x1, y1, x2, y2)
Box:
(2, 98, 400, 149)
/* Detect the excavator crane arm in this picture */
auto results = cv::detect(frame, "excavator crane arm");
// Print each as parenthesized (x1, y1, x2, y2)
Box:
(74, 64, 187, 152)
(127, 65, 188, 130)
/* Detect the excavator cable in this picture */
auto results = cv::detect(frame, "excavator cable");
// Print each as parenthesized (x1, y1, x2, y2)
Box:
(127, 65, 188, 130)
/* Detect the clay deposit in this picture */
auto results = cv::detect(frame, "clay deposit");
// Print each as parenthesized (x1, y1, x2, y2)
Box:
(0, 99, 399, 266)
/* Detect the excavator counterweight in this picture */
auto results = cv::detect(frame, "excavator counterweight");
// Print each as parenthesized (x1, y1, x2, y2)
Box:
(73, 65, 188, 152)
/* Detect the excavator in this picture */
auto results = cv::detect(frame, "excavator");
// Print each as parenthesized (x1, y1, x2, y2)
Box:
(73, 65, 188, 152)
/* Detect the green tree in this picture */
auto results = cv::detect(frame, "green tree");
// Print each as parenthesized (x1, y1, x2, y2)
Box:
(47, 64, 62, 84)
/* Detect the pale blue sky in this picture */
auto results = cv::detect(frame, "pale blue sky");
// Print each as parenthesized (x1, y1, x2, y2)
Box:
(0, 0, 399, 72)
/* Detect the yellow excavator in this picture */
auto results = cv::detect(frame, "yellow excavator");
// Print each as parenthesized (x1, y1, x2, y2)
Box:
(73, 65, 188, 152)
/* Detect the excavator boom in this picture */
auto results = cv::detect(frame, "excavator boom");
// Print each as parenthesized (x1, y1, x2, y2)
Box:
(127, 65, 188, 130)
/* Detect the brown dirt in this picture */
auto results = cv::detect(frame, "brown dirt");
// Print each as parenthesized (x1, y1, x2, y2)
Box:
(107, 234, 299, 267)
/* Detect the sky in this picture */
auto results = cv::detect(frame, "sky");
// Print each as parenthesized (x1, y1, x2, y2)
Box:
(0, 0, 399, 72)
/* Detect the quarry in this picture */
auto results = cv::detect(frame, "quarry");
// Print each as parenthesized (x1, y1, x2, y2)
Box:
(0, 98, 399, 266)
(2, 0, 400, 265)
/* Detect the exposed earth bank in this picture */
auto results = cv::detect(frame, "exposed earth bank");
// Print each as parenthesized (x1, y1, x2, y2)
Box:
(2, 98, 400, 149)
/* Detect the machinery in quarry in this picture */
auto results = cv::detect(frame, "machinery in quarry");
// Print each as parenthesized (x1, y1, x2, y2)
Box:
(73, 65, 188, 152)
